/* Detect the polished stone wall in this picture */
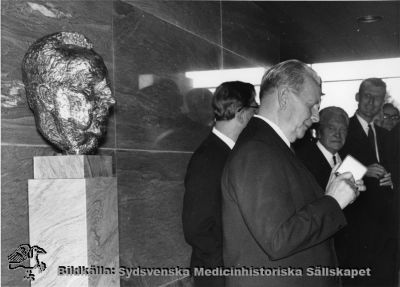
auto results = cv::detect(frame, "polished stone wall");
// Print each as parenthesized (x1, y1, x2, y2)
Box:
(1, 1, 279, 286)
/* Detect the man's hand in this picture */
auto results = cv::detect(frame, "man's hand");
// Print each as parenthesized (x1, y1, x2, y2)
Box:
(365, 163, 387, 179)
(355, 179, 366, 192)
(326, 170, 360, 209)
(379, 172, 393, 187)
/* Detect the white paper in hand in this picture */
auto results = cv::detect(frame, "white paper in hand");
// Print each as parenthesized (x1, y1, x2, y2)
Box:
(336, 155, 367, 181)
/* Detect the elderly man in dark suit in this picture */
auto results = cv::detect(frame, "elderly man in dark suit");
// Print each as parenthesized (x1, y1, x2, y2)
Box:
(297, 106, 349, 189)
(222, 60, 363, 287)
(339, 78, 396, 287)
(182, 81, 257, 287)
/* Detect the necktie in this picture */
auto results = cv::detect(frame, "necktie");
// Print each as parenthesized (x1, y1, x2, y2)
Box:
(368, 124, 377, 161)
(333, 154, 337, 165)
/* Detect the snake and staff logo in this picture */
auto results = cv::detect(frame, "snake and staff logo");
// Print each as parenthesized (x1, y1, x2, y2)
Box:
(8, 244, 47, 281)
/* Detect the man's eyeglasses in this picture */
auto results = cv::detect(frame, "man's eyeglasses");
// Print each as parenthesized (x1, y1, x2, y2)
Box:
(383, 114, 400, 120)
(238, 104, 259, 112)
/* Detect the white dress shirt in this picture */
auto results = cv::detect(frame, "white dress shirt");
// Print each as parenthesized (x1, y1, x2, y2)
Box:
(316, 141, 342, 168)
(212, 127, 235, 150)
(254, 115, 291, 148)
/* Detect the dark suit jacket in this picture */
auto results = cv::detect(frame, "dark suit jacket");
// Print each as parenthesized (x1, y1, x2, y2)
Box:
(296, 141, 333, 190)
(388, 123, 400, 191)
(183, 132, 230, 274)
(339, 116, 394, 233)
(391, 123, 400, 277)
(338, 115, 397, 286)
(222, 117, 346, 287)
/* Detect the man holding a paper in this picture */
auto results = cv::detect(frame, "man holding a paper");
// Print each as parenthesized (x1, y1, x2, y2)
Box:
(222, 60, 364, 287)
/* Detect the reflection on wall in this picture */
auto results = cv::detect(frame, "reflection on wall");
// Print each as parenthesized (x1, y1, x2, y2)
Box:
(133, 78, 211, 150)
(2, 1, 279, 286)
(183, 88, 214, 127)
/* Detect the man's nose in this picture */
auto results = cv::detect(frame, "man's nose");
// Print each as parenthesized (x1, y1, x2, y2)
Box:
(103, 88, 116, 106)
(107, 96, 116, 106)
(333, 130, 340, 138)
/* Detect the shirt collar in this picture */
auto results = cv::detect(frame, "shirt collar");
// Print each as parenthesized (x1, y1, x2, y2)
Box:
(356, 112, 375, 136)
(316, 141, 341, 168)
(212, 127, 235, 150)
(254, 115, 291, 148)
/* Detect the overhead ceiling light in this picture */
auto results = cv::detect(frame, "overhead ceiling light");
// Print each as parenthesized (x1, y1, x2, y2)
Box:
(357, 15, 383, 24)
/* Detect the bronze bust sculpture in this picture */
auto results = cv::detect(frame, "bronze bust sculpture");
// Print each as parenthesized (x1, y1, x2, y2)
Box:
(22, 32, 115, 154)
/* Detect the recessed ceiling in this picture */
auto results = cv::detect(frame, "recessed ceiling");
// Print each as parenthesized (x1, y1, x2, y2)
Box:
(256, 1, 400, 63)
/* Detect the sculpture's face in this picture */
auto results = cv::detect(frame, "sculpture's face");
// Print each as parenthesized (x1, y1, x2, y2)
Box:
(51, 65, 115, 154)
(22, 32, 116, 155)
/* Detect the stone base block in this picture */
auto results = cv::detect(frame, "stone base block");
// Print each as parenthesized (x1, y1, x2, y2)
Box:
(28, 156, 119, 287)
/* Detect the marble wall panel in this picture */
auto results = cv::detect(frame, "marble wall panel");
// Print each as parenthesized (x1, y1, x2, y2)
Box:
(164, 276, 193, 287)
(121, 0, 221, 44)
(1, 0, 116, 149)
(1, 145, 55, 287)
(117, 150, 192, 287)
(221, 1, 280, 67)
(222, 49, 267, 70)
(114, 3, 219, 152)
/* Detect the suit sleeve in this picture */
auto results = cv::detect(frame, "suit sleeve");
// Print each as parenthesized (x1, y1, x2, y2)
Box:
(182, 151, 223, 264)
(226, 142, 346, 260)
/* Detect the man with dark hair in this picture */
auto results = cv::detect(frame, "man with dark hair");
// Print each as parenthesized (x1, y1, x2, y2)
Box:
(339, 78, 396, 287)
(222, 60, 363, 287)
(182, 81, 257, 287)
(297, 106, 349, 189)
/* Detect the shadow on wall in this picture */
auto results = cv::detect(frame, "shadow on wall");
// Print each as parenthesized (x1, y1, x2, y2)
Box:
(183, 88, 214, 128)
(135, 78, 213, 150)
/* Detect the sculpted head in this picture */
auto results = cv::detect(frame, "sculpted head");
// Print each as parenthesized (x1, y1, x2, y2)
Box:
(22, 32, 115, 154)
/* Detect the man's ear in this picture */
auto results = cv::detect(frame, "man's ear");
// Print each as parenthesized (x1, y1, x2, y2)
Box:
(37, 84, 54, 110)
(235, 108, 246, 124)
(355, 92, 360, 102)
(278, 87, 289, 110)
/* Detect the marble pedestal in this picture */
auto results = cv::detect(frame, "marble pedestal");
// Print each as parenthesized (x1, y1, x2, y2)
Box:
(28, 155, 119, 287)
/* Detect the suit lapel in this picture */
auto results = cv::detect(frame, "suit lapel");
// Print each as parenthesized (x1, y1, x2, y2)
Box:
(350, 116, 368, 143)
(313, 143, 332, 173)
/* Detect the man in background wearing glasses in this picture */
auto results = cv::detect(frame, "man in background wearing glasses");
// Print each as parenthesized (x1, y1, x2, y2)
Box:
(183, 81, 257, 287)
(376, 103, 400, 131)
